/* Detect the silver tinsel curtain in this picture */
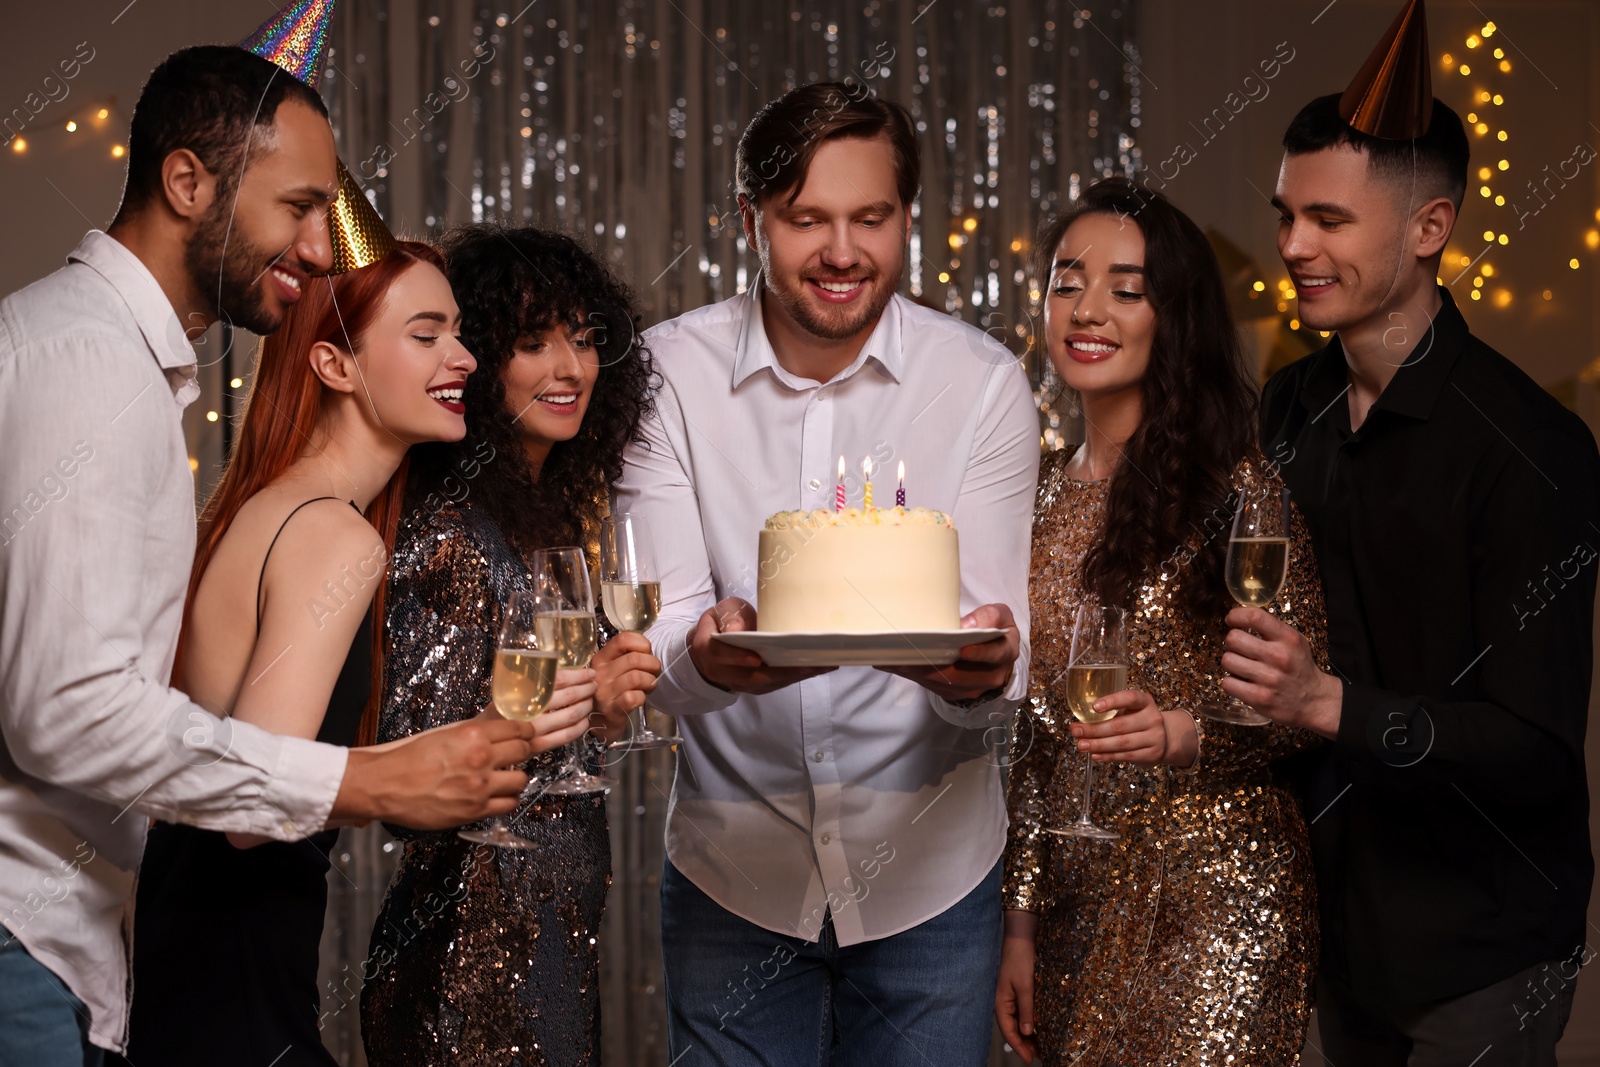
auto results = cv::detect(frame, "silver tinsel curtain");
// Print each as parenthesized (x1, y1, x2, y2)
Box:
(314, 3, 1139, 1064)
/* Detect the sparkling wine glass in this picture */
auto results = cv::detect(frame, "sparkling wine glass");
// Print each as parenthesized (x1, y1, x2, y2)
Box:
(599, 515, 679, 751)
(535, 546, 616, 795)
(1047, 602, 1128, 842)
(1203, 486, 1292, 727)
(459, 590, 559, 849)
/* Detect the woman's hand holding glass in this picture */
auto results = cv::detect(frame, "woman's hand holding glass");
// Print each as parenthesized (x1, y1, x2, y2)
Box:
(590, 632, 661, 745)
(1069, 689, 1198, 769)
(481, 667, 599, 751)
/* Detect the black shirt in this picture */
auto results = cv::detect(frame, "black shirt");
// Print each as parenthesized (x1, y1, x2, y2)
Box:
(1261, 285, 1598, 1011)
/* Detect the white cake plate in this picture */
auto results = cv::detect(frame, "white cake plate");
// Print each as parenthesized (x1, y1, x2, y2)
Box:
(710, 628, 1006, 667)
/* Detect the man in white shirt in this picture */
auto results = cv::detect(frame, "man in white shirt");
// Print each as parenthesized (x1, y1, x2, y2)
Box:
(615, 82, 1039, 1065)
(0, 46, 540, 1064)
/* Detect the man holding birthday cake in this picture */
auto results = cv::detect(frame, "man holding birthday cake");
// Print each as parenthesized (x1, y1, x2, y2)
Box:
(615, 81, 1039, 1064)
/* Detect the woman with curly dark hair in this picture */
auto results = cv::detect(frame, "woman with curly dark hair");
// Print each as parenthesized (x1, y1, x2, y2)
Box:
(360, 225, 660, 1065)
(994, 178, 1330, 1065)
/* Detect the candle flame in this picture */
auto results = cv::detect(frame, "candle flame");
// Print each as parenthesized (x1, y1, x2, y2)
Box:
(862, 456, 872, 479)
(897, 460, 905, 481)
(838, 455, 846, 478)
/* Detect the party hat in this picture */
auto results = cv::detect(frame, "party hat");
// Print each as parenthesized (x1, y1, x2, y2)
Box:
(240, 2, 398, 274)
(322, 161, 400, 274)
(1339, 0, 1434, 139)
(238, 0, 337, 89)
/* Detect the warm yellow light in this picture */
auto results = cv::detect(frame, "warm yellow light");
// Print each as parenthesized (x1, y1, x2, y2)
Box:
(11, 137, 26, 153)
(1474, 276, 1484, 287)
(1492, 94, 1504, 105)
(1470, 289, 1483, 300)
(1459, 64, 1471, 75)
(65, 120, 76, 132)
(96, 108, 108, 120)
(1478, 166, 1492, 180)
(1498, 234, 1510, 246)
(937, 271, 950, 283)
(188, 456, 199, 472)
(1493, 47, 1505, 59)
(1543, 290, 1553, 300)
(1460, 254, 1474, 265)
(205, 410, 219, 423)
(1475, 123, 1489, 135)
(1284, 287, 1296, 299)
(111, 144, 125, 158)
(947, 233, 963, 249)
(1497, 159, 1510, 171)
(1320, 331, 1330, 338)
(1252, 280, 1266, 292)
(1482, 22, 1496, 36)
(1483, 230, 1496, 241)
(230, 377, 243, 388)
(1010, 239, 1023, 252)
(1494, 195, 1506, 206)
(1289, 318, 1301, 330)
(962, 217, 978, 233)
(1480, 184, 1492, 197)
(1466, 35, 1480, 48)
(1587, 230, 1600, 250)
(1493, 289, 1512, 308)
(1500, 60, 1512, 73)
(520, 126, 532, 138)
(1497, 131, 1508, 142)
(1479, 91, 1493, 103)
(1595, 209, 1600, 223)
(1442, 53, 1455, 68)
(1467, 112, 1478, 123)
(1572, 258, 1582, 270)
(1276, 301, 1288, 313)
(1481, 264, 1494, 277)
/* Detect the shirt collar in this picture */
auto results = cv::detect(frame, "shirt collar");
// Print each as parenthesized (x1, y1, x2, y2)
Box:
(1298, 284, 1467, 423)
(68, 230, 200, 375)
(732, 274, 904, 390)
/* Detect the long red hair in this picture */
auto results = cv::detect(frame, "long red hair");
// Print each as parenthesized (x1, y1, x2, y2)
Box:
(178, 240, 445, 748)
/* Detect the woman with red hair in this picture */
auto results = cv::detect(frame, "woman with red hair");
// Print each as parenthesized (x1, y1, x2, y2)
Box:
(119, 242, 598, 1066)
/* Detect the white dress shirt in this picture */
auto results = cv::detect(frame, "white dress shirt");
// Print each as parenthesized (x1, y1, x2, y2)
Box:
(0, 232, 348, 1051)
(615, 285, 1039, 945)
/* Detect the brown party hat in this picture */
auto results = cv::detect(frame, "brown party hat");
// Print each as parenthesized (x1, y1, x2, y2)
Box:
(320, 161, 399, 275)
(1339, 0, 1434, 139)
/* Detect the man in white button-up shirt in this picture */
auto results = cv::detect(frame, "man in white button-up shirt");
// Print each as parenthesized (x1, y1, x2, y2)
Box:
(0, 47, 539, 1063)
(616, 83, 1039, 1065)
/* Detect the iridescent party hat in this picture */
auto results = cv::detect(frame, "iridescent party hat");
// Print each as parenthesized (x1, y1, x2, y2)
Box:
(240, 1, 398, 274)
(238, 0, 336, 89)
(1339, 0, 1434, 139)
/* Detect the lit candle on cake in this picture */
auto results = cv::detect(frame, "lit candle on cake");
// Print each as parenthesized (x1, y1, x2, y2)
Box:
(862, 457, 874, 509)
(896, 461, 906, 507)
(835, 455, 846, 512)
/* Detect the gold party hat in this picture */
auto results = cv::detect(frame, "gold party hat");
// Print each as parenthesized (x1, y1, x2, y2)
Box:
(321, 161, 399, 275)
(1339, 0, 1434, 139)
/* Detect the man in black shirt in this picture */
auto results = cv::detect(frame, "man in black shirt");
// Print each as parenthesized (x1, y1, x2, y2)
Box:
(1220, 6, 1597, 1064)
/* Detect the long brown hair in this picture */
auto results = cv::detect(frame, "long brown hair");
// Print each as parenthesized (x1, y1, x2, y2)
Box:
(1036, 178, 1258, 619)
(177, 241, 444, 746)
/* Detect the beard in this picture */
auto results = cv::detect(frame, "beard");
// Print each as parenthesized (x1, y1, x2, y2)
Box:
(759, 248, 899, 342)
(183, 200, 286, 336)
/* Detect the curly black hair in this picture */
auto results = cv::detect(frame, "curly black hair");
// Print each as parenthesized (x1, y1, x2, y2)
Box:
(1035, 178, 1258, 620)
(406, 224, 655, 557)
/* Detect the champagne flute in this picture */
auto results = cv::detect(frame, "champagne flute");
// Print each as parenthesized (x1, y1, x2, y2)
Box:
(599, 515, 680, 751)
(1047, 602, 1128, 841)
(534, 546, 616, 795)
(459, 590, 559, 849)
(1202, 486, 1292, 727)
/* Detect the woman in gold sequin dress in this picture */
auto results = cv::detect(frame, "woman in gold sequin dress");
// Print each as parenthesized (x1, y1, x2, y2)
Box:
(361, 227, 660, 1066)
(995, 179, 1329, 1066)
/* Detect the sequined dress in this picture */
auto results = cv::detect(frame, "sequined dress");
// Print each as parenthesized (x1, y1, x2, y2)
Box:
(1004, 448, 1327, 1066)
(360, 499, 610, 1066)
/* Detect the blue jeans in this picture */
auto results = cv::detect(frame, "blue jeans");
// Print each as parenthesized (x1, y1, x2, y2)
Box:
(661, 858, 1002, 1067)
(0, 926, 104, 1067)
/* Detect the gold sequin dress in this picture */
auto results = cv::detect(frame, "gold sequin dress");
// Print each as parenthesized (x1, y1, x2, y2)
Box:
(361, 499, 610, 1066)
(1005, 447, 1326, 1066)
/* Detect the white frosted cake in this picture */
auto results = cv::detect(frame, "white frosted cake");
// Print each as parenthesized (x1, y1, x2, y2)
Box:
(756, 506, 960, 632)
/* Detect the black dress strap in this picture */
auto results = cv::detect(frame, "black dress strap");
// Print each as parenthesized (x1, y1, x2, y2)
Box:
(254, 497, 361, 628)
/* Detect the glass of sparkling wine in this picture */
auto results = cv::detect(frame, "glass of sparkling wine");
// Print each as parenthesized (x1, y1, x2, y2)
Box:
(1203, 486, 1292, 727)
(459, 590, 560, 849)
(1048, 602, 1129, 842)
(534, 546, 616, 795)
(599, 515, 680, 751)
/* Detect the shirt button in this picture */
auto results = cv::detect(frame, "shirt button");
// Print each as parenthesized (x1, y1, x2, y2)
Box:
(820, 833, 832, 845)
(814, 749, 825, 762)
(808, 478, 821, 491)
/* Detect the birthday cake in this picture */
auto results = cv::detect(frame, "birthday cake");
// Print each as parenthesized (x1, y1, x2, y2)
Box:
(756, 507, 961, 633)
